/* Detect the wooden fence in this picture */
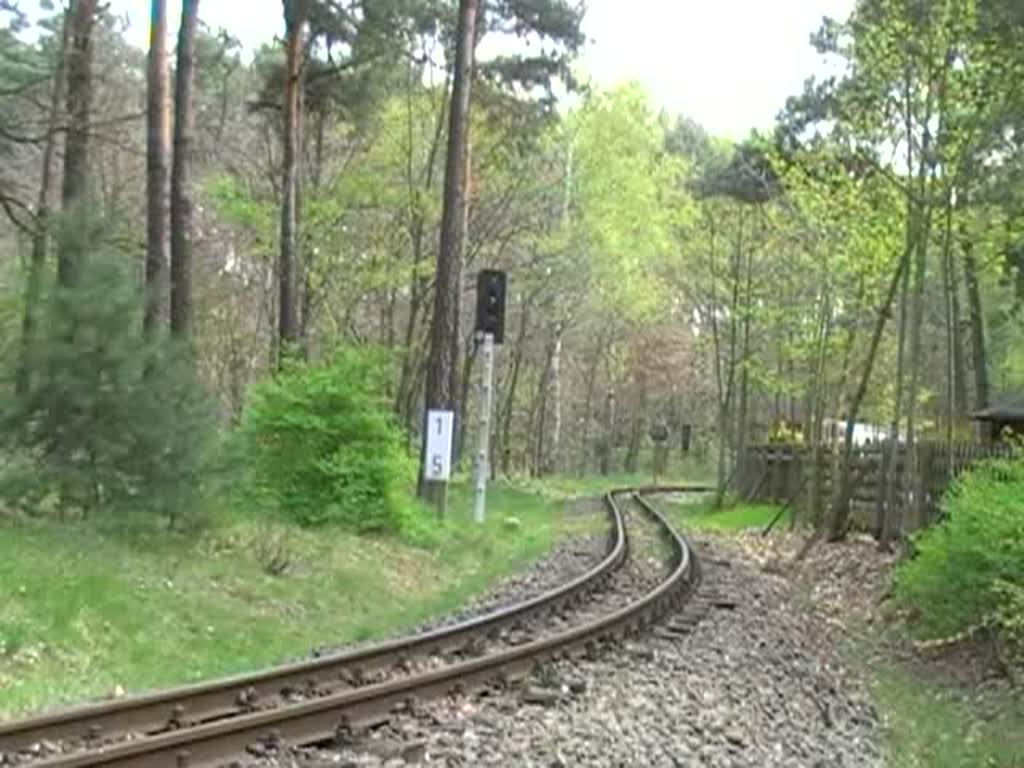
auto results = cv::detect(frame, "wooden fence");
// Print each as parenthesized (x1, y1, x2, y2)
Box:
(735, 441, 1016, 532)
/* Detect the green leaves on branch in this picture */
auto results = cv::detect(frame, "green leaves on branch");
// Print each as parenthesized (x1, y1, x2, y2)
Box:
(0, 245, 216, 527)
(238, 347, 415, 532)
(893, 456, 1024, 668)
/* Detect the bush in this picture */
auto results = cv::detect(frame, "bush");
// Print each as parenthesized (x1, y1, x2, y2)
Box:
(892, 456, 1024, 662)
(239, 348, 413, 532)
(0, 250, 217, 526)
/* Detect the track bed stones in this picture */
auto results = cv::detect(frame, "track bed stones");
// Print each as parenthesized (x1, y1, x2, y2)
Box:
(267, 522, 880, 768)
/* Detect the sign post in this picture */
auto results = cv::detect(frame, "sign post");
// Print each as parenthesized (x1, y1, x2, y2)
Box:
(471, 269, 506, 523)
(472, 332, 495, 523)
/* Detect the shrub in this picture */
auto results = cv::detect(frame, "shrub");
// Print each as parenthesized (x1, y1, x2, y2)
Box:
(239, 348, 413, 532)
(0, 250, 217, 527)
(892, 456, 1024, 663)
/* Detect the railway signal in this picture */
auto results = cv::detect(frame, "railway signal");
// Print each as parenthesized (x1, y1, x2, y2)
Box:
(472, 269, 506, 522)
(475, 269, 506, 343)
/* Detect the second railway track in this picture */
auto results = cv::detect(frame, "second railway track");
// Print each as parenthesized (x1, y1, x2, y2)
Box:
(0, 486, 711, 768)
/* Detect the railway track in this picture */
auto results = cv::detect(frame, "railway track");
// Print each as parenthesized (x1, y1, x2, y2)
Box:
(0, 486, 711, 768)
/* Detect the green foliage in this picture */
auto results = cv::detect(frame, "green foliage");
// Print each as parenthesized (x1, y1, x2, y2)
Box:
(566, 82, 684, 320)
(239, 348, 414, 532)
(668, 500, 787, 532)
(0, 249, 217, 527)
(892, 457, 1024, 662)
(870, 663, 1024, 768)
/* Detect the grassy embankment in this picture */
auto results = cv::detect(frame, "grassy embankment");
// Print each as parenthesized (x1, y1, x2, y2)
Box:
(871, 665, 1024, 767)
(0, 483, 559, 718)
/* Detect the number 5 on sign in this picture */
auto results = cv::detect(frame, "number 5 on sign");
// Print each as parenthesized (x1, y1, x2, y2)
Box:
(424, 410, 454, 481)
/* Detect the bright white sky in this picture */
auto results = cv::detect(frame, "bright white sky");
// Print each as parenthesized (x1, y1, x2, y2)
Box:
(102, 0, 854, 141)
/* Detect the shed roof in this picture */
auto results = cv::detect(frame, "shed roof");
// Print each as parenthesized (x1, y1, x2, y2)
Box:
(971, 393, 1024, 422)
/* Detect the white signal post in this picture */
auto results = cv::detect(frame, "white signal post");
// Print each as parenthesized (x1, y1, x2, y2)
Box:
(472, 331, 495, 523)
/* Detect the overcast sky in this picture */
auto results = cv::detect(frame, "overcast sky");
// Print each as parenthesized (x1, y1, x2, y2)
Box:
(101, 0, 855, 141)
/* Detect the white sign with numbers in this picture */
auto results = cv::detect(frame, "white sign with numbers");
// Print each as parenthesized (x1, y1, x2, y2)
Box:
(424, 410, 454, 481)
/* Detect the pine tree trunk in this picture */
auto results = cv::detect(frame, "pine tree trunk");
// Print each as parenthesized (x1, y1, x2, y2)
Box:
(144, 0, 170, 337)
(277, 0, 304, 359)
(17, 10, 70, 395)
(58, 0, 98, 287)
(170, 0, 198, 339)
(961, 191, 989, 413)
(449, 136, 471, 464)
(419, 0, 478, 503)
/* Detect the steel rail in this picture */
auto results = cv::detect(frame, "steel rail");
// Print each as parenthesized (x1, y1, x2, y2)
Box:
(23, 486, 704, 768)
(0, 492, 635, 754)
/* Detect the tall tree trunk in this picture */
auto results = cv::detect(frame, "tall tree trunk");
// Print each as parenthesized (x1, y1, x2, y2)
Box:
(449, 136, 471, 465)
(624, 370, 647, 474)
(601, 389, 616, 476)
(703, 212, 732, 507)
(547, 324, 562, 474)
(735, 235, 754, 465)
(578, 324, 607, 475)
(300, 104, 323, 349)
(950, 240, 968, 419)
(828, 247, 910, 541)
(879, 249, 912, 548)
(940, 189, 957, 467)
(277, 0, 305, 360)
(808, 290, 832, 530)
(144, 0, 170, 338)
(960, 190, 989, 413)
(903, 200, 933, 530)
(499, 297, 530, 476)
(533, 341, 555, 477)
(579, 355, 597, 475)
(170, 0, 198, 339)
(901, 60, 938, 530)
(395, 283, 424, 420)
(456, 328, 477, 470)
(419, 0, 478, 502)
(58, 0, 99, 287)
(17, 9, 70, 395)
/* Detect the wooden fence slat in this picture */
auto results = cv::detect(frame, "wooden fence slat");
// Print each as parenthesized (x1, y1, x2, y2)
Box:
(739, 441, 1014, 533)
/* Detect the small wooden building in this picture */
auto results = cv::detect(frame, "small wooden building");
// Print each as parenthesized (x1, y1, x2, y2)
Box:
(972, 394, 1024, 442)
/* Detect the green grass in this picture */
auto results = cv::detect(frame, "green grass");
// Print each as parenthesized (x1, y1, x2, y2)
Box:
(0, 483, 560, 718)
(510, 455, 714, 500)
(664, 499, 789, 532)
(872, 664, 1024, 767)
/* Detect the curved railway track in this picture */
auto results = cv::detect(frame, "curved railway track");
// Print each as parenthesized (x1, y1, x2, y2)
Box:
(0, 485, 711, 768)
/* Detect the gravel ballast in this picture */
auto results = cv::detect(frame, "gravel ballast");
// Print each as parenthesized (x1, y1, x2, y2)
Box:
(246, 507, 883, 768)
